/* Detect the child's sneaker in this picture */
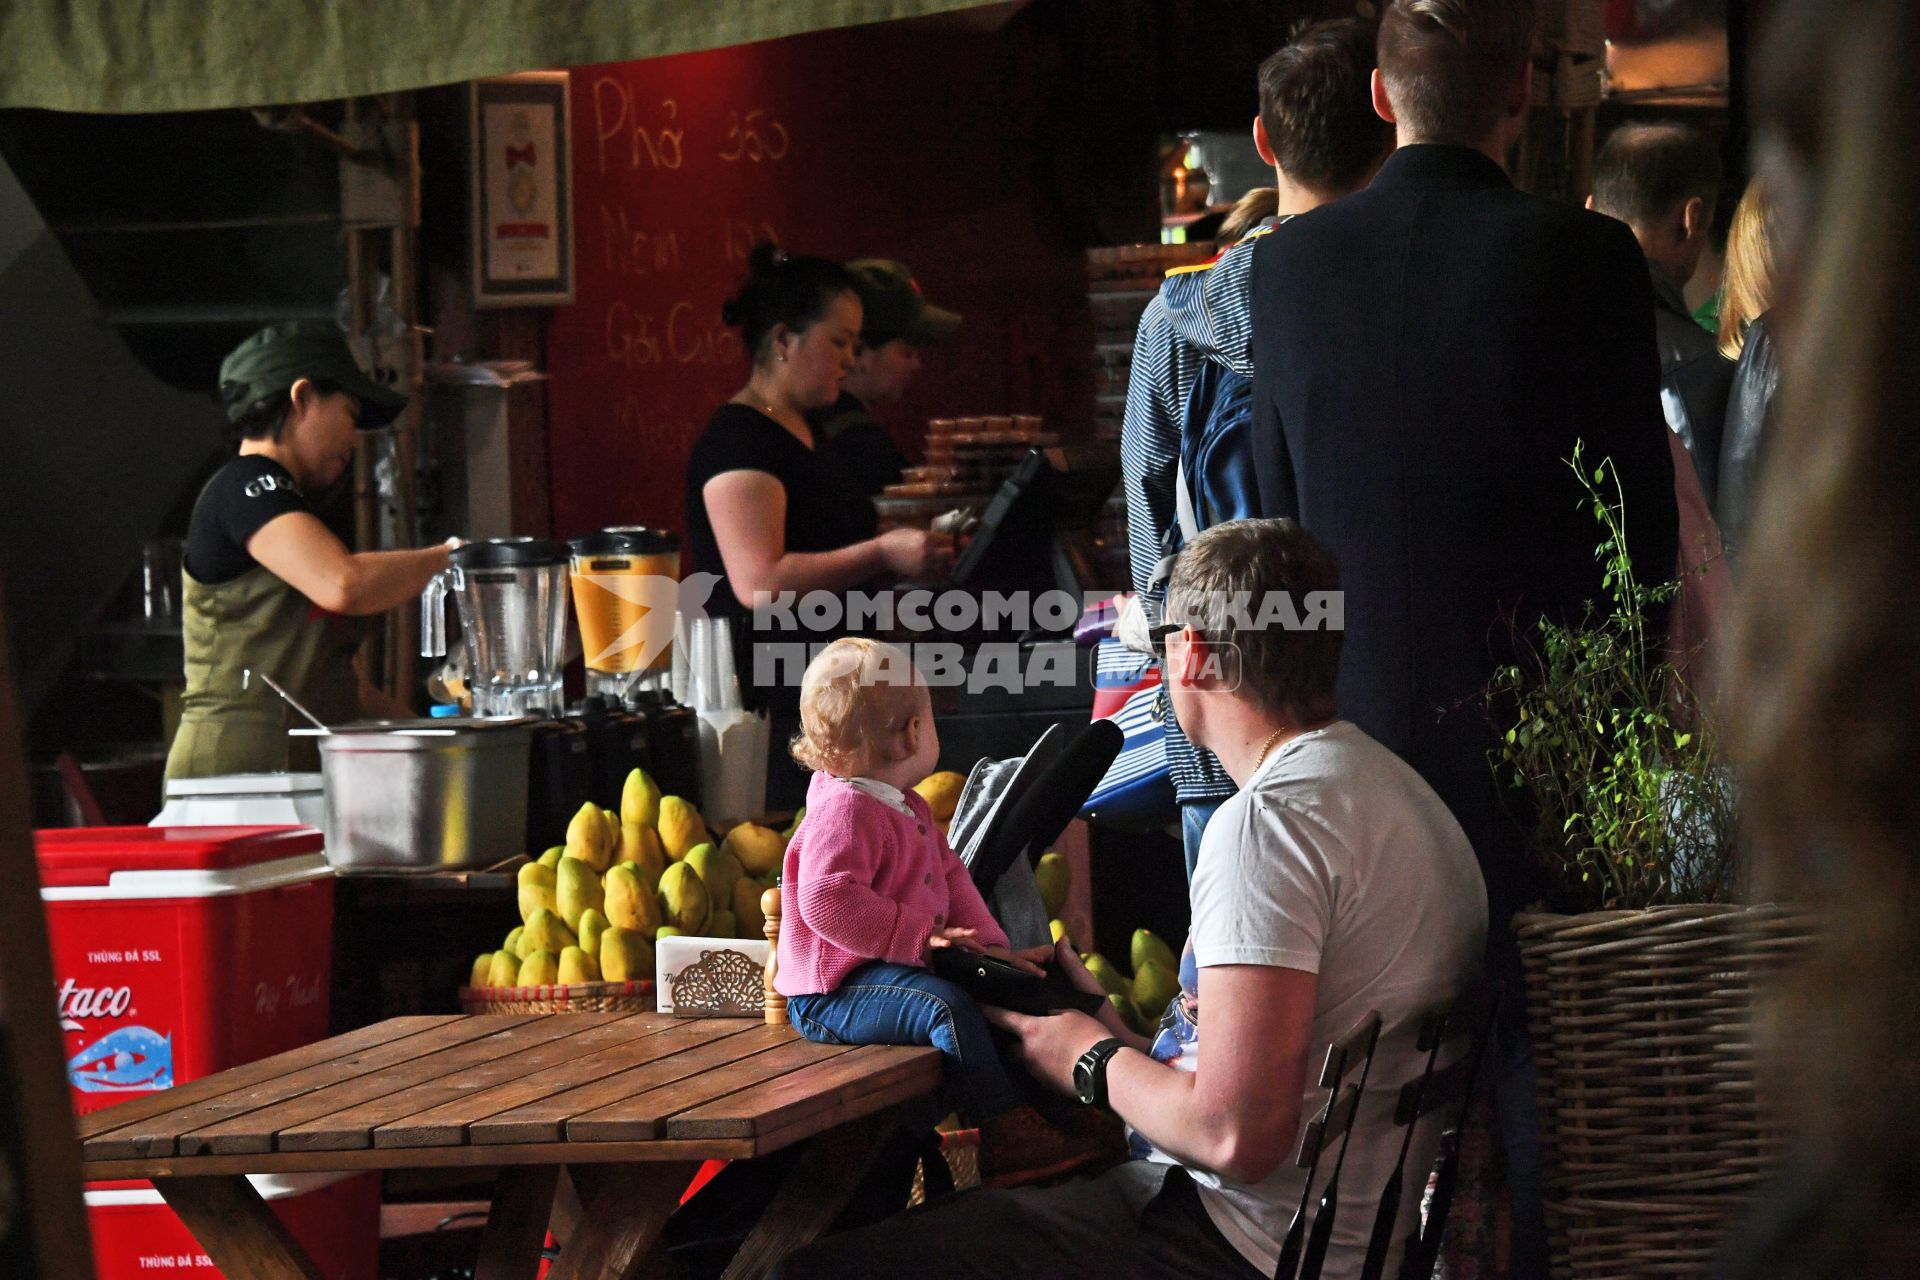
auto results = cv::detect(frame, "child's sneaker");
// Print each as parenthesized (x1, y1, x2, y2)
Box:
(978, 1105, 1112, 1188)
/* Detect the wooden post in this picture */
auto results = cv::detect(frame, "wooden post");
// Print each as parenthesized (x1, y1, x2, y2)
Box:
(385, 91, 423, 705)
(0, 582, 97, 1278)
(762, 886, 785, 1026)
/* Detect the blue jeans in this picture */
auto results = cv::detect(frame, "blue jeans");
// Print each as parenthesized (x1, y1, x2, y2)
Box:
(787, 961, 1019, 1122)
(1179, 799, 1225, 882)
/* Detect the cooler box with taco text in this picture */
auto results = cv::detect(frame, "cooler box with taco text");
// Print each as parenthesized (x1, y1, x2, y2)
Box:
(36, 825, 372, 1280)
(36, 825, 335, 1107)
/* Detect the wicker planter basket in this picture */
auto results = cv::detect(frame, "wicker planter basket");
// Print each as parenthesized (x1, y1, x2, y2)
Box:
(459, 980, 656, 1014)
(1515, 903, 1817, 1278)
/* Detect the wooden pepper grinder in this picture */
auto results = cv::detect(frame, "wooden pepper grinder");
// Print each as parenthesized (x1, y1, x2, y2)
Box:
(761, 884, 784, 1026)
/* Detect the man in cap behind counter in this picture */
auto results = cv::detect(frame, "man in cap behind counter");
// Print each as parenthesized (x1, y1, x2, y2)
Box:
(807, 258, 961, 499)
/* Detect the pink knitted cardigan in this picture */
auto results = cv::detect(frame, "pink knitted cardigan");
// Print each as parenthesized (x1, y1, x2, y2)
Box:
(774, 770, 1008, 997)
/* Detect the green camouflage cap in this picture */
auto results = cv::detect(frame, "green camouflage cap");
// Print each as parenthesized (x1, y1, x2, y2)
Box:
(845, 259, 961, 348)
(217, 320, 407, 428)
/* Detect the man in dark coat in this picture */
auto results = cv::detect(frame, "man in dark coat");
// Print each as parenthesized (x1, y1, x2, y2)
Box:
(1243, 1, 1679, 1273)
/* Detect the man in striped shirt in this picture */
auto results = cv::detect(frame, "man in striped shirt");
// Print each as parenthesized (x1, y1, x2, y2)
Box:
(1122, 17, 1393, 878)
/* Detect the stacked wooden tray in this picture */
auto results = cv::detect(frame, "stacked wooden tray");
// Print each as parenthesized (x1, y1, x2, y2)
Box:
(874, 414, 1056, 531)
(1085, 242, 1216, 440)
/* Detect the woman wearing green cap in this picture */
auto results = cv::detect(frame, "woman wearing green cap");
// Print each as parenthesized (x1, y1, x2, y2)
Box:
(163, 320, 454, 780)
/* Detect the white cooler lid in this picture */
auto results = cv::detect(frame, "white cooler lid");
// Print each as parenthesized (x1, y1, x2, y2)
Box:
(162, 773, 324, 798)
(86, 1171, 357, 1206)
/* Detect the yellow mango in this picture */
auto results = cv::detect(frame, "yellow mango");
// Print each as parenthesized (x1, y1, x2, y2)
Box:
(684, 842, 742, 907)
(519, 950, 559, 987)
(604, 862, 663, 939)
(555, 856, 605, 930)
(600, 927, 654, 984)
(1132, 960, 1181, 1023)
(1131, 929, 1177, 977)
(565, 801, 614, 873)
(620, 768, 661, 829)
(469, 953, 493, 988)
(721, 822, 786, 877)
(485, 949, 520, 988)
(517, 862, 557, 924)
(619, 823, 667, 888)
(522, 907, 577, 955)
(558, 946, 601, 985)
(577, 907, 610, 960)
(1082, 953, 1128, 998)
(657, 796, 707, 861)
(656, 861, 710, 933)
(912, 771, 966, 823)
(1035, 852, 1071, 917)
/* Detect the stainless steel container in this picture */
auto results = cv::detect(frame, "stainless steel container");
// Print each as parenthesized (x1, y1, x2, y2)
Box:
(298, 719, 533, 871)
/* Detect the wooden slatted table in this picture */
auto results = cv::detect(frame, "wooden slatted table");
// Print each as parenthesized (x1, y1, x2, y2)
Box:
(76, 1013, 941, 1280)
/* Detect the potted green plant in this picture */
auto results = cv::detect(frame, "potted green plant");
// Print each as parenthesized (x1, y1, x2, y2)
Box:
(1485, 443, 1811, 1278)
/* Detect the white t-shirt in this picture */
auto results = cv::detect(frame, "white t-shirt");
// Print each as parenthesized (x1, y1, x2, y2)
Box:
(1139, 720, 1488, 1279)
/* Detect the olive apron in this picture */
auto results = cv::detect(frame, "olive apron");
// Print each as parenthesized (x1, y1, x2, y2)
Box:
(163, 564, 363, 780)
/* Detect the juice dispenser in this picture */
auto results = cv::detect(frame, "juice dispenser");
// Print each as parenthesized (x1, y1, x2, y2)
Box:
(567, 527, 682, 700)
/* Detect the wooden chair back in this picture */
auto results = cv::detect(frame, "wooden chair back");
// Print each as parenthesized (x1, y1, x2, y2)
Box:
(1353, 984, 1503, 1280)
(1273, 1010, 1381, 1280)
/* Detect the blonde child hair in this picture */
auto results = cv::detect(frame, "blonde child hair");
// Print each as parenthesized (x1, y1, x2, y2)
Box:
(790, 637, 924, 776)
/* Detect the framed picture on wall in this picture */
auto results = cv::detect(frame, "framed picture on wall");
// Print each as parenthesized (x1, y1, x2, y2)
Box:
(470, 71, 574, 307)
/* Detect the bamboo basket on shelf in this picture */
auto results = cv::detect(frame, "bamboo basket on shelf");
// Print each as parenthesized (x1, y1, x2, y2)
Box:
(1515, 903, 1817, 1278)
(459, 979, 655, 1015)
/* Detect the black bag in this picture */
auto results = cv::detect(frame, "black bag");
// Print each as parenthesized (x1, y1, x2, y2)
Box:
(930, 947, 1107, 1017)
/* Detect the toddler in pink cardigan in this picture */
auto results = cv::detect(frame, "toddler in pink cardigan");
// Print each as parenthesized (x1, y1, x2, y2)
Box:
(778, 637, 1107, 1187)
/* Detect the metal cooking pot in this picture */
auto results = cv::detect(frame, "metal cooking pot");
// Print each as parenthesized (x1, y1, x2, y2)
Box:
(297, 719, 533, 872)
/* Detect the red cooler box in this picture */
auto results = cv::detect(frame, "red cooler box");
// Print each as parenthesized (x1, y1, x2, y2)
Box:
(38, 826, 370, 1280)
(36, 825, 334, 1110)
(85, 1173, 378, 1280)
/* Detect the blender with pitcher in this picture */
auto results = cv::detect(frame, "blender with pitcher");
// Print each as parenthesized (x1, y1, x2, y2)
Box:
(420, 538, 572, 718)
(567, 528, 703, 805)
(567, 527, 682, 700)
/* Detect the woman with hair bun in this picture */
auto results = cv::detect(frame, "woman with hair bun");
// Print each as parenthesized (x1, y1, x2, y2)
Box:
(686, 243, 953, 806)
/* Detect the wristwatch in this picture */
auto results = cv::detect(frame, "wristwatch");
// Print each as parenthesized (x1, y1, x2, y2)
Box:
(1073, 1038, 1127, 1109)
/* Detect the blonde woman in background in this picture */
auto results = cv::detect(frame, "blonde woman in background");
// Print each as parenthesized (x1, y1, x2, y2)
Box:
(1714, 174, 1782, 554)
(1716, 174, 1779, 359)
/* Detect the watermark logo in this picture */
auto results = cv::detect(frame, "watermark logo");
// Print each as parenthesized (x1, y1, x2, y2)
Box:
(573, 571, 724, 669)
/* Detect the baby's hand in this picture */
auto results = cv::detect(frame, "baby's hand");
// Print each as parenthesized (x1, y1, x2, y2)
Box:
(928, 926, 983, 952)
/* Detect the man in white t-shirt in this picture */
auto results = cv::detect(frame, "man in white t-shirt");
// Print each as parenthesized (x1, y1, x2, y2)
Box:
(779, 518, 1487, 1280)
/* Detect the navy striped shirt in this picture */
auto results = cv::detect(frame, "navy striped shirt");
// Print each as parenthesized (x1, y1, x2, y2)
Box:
(1118, 221, 1281, 804)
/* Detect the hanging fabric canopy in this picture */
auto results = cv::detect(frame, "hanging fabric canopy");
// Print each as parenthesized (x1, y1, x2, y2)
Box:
(1, 0, 998, 113)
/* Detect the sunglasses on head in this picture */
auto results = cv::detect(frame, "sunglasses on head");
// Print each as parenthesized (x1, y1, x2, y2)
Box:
(1149, 621, 1182, 659)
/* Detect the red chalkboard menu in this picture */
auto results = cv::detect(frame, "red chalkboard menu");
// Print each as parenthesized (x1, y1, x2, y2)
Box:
(544, 21, 1102, 542)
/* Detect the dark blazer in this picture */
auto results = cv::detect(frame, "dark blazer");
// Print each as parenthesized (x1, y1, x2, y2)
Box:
(1248, 144, 1679, 928)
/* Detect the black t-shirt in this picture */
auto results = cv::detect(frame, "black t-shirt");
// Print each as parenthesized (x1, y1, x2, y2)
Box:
(684, 404, 881, 710)
(685, 404, 880, 617)
(183, 456, 314, 585)
(807, 391, 909, 499)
